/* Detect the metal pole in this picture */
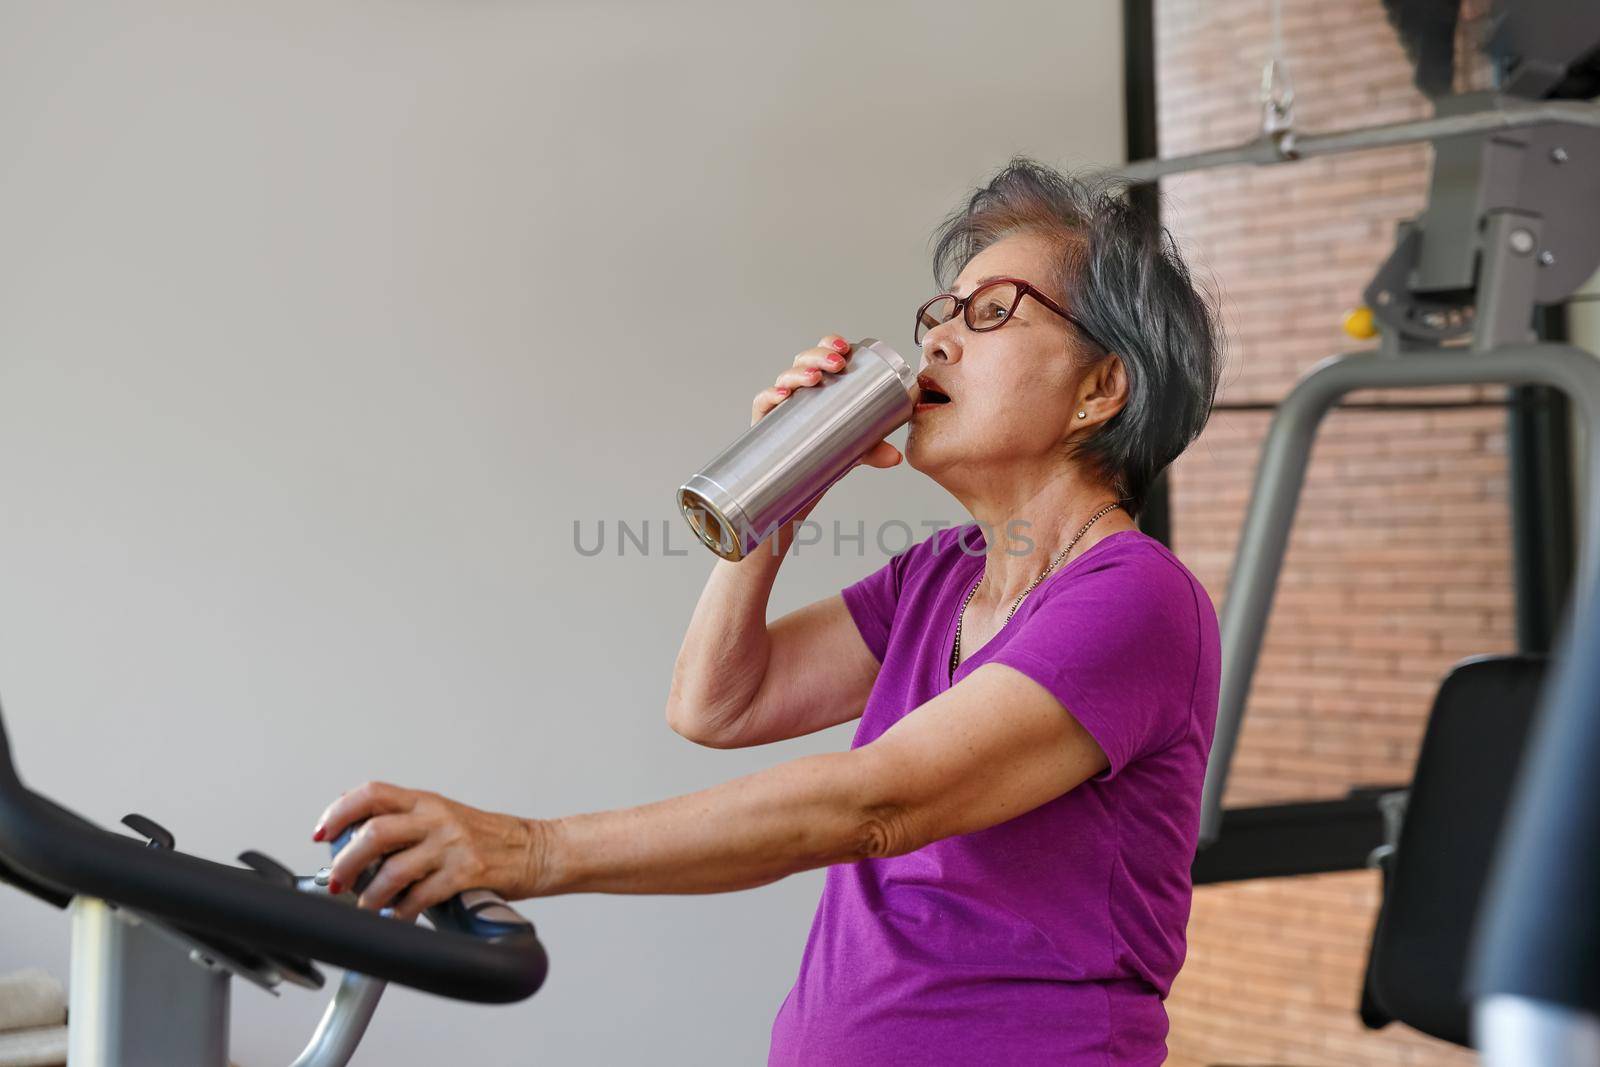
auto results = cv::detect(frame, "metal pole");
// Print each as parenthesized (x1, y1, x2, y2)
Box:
(1119, 100, 1600, 183)
(68, 897, 231, 1067)
(291, 972, 389, 1067)
(1122, 0, 1172, 547)
(1508, 304, 1579, 654)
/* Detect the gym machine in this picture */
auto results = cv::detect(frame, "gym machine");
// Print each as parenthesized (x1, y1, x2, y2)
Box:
(0, 699, 550, 1066)
(1121, 0, 1600, 1058)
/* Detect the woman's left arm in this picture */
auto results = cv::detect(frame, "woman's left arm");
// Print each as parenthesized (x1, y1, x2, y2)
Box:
(315, 662, 1108, 921)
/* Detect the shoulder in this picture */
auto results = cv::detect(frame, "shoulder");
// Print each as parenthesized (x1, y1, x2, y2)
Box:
(1079, 530, 1205, 588)
(1035, 530, 1218, 634)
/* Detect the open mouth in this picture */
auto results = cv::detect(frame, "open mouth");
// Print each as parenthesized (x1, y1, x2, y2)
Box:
(915, 373, 952, 410)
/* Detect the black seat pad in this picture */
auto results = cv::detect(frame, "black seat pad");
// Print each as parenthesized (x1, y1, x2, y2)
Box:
(1367, 654, 1546, 1045)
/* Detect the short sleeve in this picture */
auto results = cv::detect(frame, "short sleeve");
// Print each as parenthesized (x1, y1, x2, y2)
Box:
(838, 529, 950, 664)
(984, 547, 1205, 780)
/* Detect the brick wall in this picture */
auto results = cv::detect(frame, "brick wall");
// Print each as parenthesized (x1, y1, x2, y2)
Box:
(1155, 1, 1508, 1063)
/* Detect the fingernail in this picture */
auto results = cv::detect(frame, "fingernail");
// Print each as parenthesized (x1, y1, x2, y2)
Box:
(312, 825, 325, 842)
(775, 387, 790, 396)
(830, 339, 850, 353)
(826, 355, 844, 367)
(328, 878, 344, 895)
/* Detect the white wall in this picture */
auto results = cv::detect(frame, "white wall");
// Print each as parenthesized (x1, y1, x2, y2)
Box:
(0, 2, 1124, 1062)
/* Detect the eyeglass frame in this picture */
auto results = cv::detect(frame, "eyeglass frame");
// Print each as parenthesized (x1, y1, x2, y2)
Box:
(913, 276, 1110, 354)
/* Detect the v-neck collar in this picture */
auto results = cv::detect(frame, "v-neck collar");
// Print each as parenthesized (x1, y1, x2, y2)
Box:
(943, 528, 1143, 688)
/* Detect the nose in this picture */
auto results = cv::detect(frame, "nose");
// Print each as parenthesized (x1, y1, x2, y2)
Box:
(919, 321, 961, 365)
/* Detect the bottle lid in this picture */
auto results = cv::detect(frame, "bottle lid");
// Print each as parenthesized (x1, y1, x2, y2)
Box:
(856, 338, 917, 394)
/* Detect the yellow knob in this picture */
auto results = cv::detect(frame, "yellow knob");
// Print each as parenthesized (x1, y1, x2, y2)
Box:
(1343, 306, 1377, 340)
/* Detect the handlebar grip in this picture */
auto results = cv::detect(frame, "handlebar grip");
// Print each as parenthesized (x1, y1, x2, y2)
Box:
(328, 823, 382, 896)
(330, 820, 540, 943)
(426, 888, 538, 943)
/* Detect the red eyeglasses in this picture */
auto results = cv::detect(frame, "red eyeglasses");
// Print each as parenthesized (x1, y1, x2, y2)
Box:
(914, 276, 1109, 353)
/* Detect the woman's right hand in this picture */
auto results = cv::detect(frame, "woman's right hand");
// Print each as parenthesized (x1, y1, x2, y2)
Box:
(751, 335, 903, 470)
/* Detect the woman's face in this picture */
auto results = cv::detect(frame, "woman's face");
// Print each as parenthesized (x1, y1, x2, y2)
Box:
(905, 231, 1123, 484)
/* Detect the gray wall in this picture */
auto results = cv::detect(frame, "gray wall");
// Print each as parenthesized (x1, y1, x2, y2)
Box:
(0, 3, 1123, 1062)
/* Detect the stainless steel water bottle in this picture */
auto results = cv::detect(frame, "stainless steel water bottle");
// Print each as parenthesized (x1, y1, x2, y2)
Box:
(677, 338, 918, 561)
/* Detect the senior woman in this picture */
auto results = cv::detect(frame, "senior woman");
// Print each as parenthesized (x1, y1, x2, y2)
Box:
(314, 157, 1224, 1065)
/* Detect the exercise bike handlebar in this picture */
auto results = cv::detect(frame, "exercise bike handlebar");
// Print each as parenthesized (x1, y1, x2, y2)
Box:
(0, 716, 549, 1005)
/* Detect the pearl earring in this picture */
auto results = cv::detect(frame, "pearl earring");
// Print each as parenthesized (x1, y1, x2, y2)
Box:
(1076, 411, 1087, 420)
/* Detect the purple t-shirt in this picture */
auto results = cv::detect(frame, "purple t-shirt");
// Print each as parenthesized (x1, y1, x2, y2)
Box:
(768, 523, 1221, 1066)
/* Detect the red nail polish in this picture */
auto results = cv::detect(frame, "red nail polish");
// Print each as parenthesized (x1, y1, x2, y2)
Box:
(328, 878, 344, 895)
(312, 826, 325, 842)
(830, 339, 850, 352)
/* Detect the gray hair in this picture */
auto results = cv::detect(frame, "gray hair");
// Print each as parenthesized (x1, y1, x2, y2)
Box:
(928, 157, 1224, 521)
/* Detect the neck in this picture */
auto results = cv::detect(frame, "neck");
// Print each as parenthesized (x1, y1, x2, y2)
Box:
(958, 468, 1134, 610)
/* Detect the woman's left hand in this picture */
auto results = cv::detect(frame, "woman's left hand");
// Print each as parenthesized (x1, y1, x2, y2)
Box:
(313, 781, 545, 921)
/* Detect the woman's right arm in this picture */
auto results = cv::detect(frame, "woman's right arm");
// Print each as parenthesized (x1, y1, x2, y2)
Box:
(665, 335, 902, 749)
(665, 550, 880, 749)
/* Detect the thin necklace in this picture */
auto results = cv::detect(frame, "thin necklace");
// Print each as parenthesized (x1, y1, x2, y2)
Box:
(949, 501, 1123, 678)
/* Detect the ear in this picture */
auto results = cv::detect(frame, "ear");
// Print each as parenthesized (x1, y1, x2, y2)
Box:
(1079, 354, 1129, 421)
